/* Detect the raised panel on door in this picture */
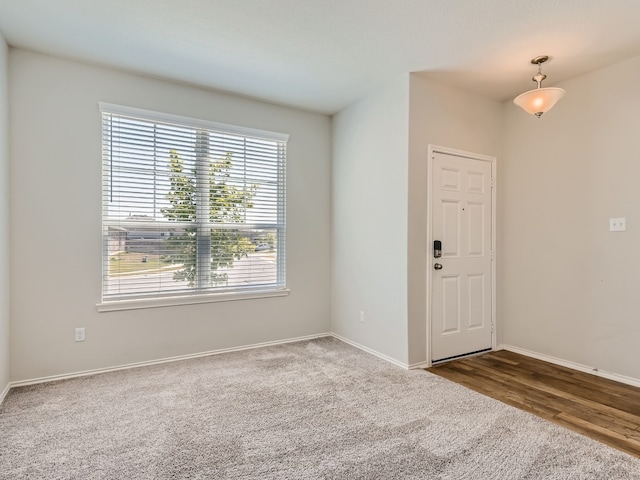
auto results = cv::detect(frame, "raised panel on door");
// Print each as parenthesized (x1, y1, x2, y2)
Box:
(442, 200, 460, 257)
(467, 202, 485, 257)
(467, 273, 485, 329)
(441, 275, 460, 334)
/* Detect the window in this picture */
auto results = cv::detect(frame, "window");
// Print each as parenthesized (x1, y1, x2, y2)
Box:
(100, 104, 287, 308)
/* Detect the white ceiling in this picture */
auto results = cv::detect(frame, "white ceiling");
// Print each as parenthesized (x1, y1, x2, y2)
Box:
(1, 0, 640, 114)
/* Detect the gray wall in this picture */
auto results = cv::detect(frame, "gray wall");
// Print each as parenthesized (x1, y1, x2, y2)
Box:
(0, 35, 9, 395)
(331, 75, 410, 365)
(330, 73, 503, 368)
(501, 55, 640, 380)
(9, 49, 332, 381)
(407, 74, 503, 365)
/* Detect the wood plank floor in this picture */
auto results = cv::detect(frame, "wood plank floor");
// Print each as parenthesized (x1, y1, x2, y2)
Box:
(427, 350, 640, 458)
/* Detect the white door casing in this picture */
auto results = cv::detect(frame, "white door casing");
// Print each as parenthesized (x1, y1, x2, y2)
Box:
(428, 146, 496, 363)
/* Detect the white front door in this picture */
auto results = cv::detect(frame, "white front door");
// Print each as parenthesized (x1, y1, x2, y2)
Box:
(430, 149, 494, 362)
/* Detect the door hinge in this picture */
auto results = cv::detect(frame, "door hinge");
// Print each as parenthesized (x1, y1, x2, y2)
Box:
(491, 178, 496, 188)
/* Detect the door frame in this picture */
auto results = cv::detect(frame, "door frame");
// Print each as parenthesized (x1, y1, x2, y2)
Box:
(426, 145, 497, 366)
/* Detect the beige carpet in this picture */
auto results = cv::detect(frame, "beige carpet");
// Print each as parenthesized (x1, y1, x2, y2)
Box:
(1, 337, 639, 479)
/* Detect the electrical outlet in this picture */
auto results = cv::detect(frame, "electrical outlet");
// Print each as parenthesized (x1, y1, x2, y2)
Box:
(359, 311, 365, 323)
(75, 327, 85, 342)
(609, 217, 626, 232)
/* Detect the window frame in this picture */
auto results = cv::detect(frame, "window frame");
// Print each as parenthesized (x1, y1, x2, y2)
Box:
(97, 103, 289, 312)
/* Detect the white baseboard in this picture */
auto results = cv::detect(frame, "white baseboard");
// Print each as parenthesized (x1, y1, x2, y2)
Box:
(330, 333, 410, 370)
(0, 382, 10, 405)
(408, 361, 430, 370)
(8, 333, 333, 389)
(500, 344, 640, 389)
(8, 336, 637, 402)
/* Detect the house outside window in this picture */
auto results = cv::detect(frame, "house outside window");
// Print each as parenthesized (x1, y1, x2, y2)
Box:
(100, 104, 287, 308)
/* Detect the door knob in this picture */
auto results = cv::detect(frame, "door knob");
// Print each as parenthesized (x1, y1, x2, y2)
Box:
(434, 263, 443, 270)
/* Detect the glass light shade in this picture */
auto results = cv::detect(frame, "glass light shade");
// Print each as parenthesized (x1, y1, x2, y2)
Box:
(513, 87, 565, 117)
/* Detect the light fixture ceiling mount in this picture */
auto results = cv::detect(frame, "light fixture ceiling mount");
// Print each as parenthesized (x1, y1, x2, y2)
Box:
(513, 55, 565, 118)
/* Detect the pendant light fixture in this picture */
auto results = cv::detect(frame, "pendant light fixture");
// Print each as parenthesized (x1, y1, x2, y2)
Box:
(513, 56, 565, 118)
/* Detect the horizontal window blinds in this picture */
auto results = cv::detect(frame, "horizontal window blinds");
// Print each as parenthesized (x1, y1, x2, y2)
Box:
(101, 104, 287, 302)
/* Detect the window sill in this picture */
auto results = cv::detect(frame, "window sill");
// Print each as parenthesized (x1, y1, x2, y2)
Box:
(96, 288, 290, 312)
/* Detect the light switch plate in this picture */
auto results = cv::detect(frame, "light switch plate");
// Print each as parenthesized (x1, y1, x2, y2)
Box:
(75, 327, 85, 342)
(609, 217, 626, 232)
